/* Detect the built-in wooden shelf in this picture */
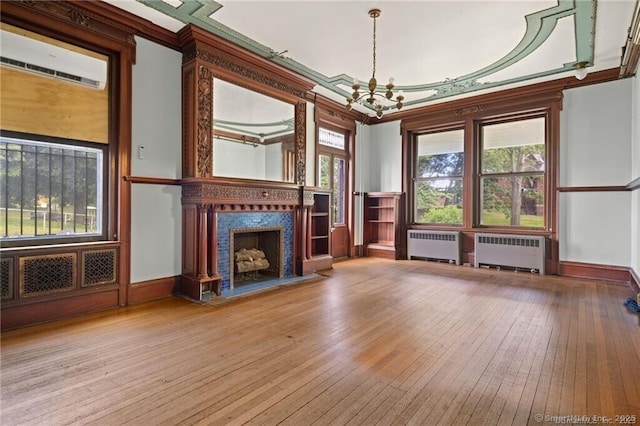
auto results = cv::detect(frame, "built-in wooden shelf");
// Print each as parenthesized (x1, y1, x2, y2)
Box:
(364, 192, 405, 259)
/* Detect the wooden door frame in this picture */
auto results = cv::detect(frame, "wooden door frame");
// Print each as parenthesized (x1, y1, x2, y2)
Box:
(314, 107, 357, 258)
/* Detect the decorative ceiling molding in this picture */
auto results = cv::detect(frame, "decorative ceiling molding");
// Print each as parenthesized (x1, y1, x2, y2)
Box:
(620, 0, 640, 77)
(137, 0, 596, 117)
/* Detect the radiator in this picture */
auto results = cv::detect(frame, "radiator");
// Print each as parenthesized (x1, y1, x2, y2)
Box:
(474, 233, 545, 274)
(407, 230, 461, 265)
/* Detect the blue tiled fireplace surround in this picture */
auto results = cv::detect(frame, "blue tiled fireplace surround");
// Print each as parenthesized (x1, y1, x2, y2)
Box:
(217, 211, 295, 291)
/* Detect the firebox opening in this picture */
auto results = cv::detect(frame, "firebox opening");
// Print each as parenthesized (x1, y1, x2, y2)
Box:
(230, 227, 283, 289)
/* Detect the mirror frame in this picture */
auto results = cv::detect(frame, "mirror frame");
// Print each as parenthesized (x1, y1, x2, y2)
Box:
(178, 24, 314, 185)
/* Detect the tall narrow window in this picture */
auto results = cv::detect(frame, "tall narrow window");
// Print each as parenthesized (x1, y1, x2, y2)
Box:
(414, 129, 464, 225)
(318, 127, 347, 225)
(0, 135, 104, 241)
(479, 116, 545, 227)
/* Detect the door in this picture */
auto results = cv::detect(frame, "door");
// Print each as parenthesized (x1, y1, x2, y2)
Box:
(318, 152, 349, 259)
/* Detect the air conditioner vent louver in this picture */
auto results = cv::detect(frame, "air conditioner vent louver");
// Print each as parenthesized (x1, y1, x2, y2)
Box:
(0, 56, 104, 89)
(0, 29, 106, 90)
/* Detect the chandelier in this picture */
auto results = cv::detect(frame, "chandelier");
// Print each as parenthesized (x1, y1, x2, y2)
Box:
(345, 8, 404, 118)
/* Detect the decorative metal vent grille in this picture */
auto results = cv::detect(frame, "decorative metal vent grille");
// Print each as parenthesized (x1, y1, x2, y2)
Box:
(82, 249, 116, 287)
(1, 258, 13, 300)
(20, 254, 76, 297)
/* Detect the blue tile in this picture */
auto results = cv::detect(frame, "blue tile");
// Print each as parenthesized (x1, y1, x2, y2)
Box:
(216, 212, 295, 291)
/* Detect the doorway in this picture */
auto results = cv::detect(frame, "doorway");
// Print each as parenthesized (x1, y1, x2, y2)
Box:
(318, 127, 349, 259)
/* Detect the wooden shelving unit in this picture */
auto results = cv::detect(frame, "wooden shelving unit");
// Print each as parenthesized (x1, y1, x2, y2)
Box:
(364, 192, 405, 259)
(311, 192, 330, 257)
(301, 190, 333, 274)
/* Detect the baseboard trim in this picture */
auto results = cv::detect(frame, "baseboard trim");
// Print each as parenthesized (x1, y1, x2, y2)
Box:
(558, 261, 631, 283)
(1, 289, 119, 331)
(630, 268, 640, 295)
(128, 276, 180, 305)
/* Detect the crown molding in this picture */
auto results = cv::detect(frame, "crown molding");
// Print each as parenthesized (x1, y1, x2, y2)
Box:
(620, 0, 640, 77)
(378, 68, 621, 125)
(178, 24, 315, 102)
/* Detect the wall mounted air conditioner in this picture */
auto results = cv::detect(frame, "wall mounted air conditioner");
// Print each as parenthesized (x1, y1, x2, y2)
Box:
(0, 29, 107, 90)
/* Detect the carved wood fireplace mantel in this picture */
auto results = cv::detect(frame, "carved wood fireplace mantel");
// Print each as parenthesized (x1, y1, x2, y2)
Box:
(178, 24, 320, 300)
(180, 178, 318, 300)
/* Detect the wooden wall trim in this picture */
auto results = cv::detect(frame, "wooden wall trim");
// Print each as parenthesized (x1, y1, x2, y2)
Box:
(557, 185, 629, 192)
(178, 25, 314, 102)
(626, 176, 640, 191)
(630, 268, 640, 296)
(128, 276, 180, 305)
(313, 92, 368, 124)
(124, 176, 181, 185)
(181, 177, 305, 207)
(378, 68, 620, 125)
(400, 90, 563, 130)
(558, 261, 631, 283)
(0, 289, 119, 331)
(77, 0, 179, 50)
(1, 1, 136, 55)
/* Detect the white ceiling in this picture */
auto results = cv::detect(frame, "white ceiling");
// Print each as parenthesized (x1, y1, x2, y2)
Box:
(107, 0, 638, 117)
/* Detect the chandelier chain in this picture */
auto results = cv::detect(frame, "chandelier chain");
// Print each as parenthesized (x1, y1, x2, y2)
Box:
(344, 8, 404, 118)
(372, 13, 376, 79)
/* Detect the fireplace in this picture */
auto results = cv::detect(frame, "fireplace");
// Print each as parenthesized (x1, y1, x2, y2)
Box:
(230, 226, 284, 289)
(216, 211, 295, 292)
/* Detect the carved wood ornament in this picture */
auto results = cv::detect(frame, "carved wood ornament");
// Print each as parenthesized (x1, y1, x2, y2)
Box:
(196, 65, 213, 177)
(295, 102, 307, 185)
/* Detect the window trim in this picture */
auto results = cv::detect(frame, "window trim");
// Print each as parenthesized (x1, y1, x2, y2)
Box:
(0, 131, 109, 247)
(412, 125, 465, 226)
(317, 125, 349, 226)
(402, 90, 561, 238)
(474, 111, 549, 230)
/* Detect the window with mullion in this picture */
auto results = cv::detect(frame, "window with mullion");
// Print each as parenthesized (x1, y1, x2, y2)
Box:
(414, 129, 464, 225)
(479, 116, 546, 228)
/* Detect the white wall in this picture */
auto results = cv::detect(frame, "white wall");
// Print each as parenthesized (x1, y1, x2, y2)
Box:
(559, 79, 633, 267)
(632, 75, 640, 275)
(368, 120, 403, 192)
(353, 122, 370, 245)
(559, 192, 631, 266)
(130, 37, 182, 283)
(560, 79, 632, 186)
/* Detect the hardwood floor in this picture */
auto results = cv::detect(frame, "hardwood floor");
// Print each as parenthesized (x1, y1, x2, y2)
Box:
(1, 258, 639, 425)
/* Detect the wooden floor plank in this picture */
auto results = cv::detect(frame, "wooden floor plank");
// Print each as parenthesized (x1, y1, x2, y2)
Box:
(1, 258, 639, 425)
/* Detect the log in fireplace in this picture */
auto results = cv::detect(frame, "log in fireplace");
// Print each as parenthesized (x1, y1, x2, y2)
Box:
(229, 226, 284, 289)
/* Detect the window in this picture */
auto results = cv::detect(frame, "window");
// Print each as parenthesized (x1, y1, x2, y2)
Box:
(318, 127, 345, 150)
(318, 127, 347, 225)
(414, 129, 464, 225)
(0, 135, 104, 242)
(406, 107, 553, 231)
(479, 117, 545, 228)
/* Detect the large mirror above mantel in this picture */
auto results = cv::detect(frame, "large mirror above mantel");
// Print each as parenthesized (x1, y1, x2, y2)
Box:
(213, 78, 295, 183)
(178, 24, 320, 300)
